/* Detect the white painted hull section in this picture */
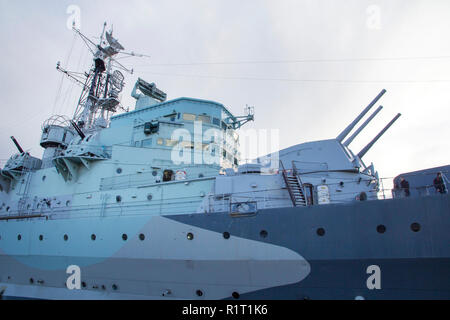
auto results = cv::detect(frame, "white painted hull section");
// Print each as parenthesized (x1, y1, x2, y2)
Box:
(0, 216, 310, 300)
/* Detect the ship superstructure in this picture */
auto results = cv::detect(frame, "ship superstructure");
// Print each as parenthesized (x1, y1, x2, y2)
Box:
(0, 25, 448, 300)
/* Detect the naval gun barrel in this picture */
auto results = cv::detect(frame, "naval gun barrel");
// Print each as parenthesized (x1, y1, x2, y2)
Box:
(357, 113, 402, 159)
(344, 106, 384, 147)
(71, 121, 86, 140)
(10, 136, 24, 154)
(337, 89, 387, 143)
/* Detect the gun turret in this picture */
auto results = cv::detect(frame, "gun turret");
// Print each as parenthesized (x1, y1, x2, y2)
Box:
(71, 121, 86, 140)
(337, 89, 387, 143)
(10, 136, 24, 154)
(344, 106, 384, 147)
(357, 113, 402, 159)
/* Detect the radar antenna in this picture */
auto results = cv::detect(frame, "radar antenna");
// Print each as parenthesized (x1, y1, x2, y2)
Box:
(55, 23, 149, 134)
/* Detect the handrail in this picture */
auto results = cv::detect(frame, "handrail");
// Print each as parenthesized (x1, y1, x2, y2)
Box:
(291, 161, 308, 205)
(0, 214, 46, 221)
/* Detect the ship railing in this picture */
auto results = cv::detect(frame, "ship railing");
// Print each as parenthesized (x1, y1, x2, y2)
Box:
(0, 196, 204, 220)
(384, 183, 447, 199)
(100, 167, 220, 191)
(2, 178, 447, 221)
(0, 187, 294, 220)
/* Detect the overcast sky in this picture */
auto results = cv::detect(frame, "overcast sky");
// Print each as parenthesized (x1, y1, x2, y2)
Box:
(0, 0, 449, 186)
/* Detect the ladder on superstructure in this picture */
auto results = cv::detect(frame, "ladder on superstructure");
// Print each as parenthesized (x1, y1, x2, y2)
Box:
(280, 161, 307, 207)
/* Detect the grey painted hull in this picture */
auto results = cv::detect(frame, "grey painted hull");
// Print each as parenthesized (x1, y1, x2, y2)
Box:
(168, 194, 450, 300)
(1, 194, 449, 300)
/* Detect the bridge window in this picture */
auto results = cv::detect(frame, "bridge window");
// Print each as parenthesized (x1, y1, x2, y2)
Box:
(213, 117, 220, 126)
(197, 115, 211, 124)
(181, 141, 194, 149)
(165, 139, 178, 147)
(183, 113, 196, 121)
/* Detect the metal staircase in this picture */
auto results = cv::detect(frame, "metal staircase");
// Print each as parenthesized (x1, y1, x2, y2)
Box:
(280, 161, 307, 207)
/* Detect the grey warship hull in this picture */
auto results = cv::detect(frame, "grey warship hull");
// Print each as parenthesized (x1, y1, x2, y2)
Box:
(1, 25, 448, 301)
(170, 194, 450, 300)
(1, 194, 449, 300)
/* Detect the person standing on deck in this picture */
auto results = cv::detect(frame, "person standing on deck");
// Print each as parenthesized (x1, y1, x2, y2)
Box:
(434, 172, 447, 194)
(400, 177, 410, 197)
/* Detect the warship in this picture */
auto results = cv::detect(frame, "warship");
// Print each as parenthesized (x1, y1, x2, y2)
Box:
(0, 25, 449, 300)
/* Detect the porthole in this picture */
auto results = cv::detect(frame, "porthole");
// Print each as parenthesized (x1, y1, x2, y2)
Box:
(377, 225, 386, 234)
(91, 234, 96, 241)
(147, 194, 153, 201)
(187, 233, 194, 241)
(112, 284, 118, 291)
(116, 168, 122, 174)
(29, 278, 34, 284)
(81, 282, 87, 288)
(317, 228, 326, 237)
(196, 290, 203, 297)
(260, 230, 268, 238)
(223, 232, 230, 239)
(152, 171, 158, 177)
(411, 223, 421, 233)
(116, 195, 122, 203)
(232, 292, 240, 299)
(39, 235, 44, 241)
(17, 234, 22, 241)
(66, 200, 71, 207)
(64, 234, 69, 241)
(122, 234, 128, 241)
(139, 234, 145, 241)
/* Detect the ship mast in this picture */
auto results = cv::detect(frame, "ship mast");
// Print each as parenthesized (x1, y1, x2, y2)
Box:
(57, 23, 130, 133)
